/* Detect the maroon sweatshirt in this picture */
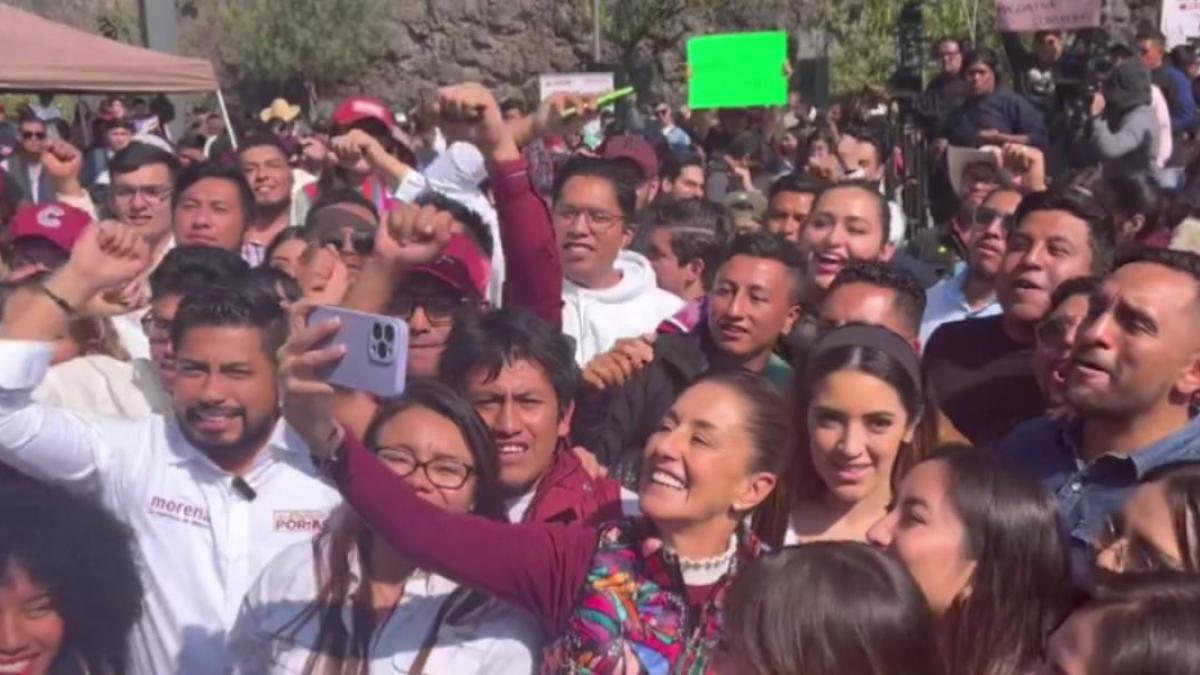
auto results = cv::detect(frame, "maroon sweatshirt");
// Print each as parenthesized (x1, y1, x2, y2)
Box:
(491, 156, 563, 330)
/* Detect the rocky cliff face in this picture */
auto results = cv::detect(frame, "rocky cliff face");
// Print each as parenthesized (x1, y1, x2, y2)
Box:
(6, 0, 1168, 110)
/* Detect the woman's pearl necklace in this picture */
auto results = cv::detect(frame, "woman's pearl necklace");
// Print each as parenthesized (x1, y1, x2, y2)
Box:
(662, 535, 738, 586)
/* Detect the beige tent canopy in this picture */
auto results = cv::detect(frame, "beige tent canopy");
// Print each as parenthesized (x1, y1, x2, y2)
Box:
(0, 3, 234, 143)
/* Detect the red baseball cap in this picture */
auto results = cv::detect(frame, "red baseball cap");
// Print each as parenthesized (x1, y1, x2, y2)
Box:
(408, 234, 490, 302)
(602, 134, 659, 182)
(331, 96, 397, 133)
(8, 203, 91, 254)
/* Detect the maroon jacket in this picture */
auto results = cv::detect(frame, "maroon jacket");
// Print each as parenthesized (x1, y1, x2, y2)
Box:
(521, 443, 622, 526)
(491, 156, 563, 330)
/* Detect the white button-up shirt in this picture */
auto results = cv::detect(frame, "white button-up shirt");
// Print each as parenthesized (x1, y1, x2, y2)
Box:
(920, 268, 1002, 345)
(228, 537, 542, 674)
(0, 340, 343, 675)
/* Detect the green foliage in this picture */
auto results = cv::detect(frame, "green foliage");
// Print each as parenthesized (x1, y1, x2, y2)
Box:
(815, 0, 998, 95)
(96, 7, 141, 45)
(219, 0, 390, 104)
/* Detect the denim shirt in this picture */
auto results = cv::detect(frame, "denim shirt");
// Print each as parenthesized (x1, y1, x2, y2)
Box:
(997, 415, 1200, 574)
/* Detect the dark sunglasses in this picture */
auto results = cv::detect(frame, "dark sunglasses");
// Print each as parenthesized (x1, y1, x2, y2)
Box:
(972, 206, 1017, 231)
(392, 294, 474, 326)
(318, 231, 375, 255)
(21, 131, 47, 140)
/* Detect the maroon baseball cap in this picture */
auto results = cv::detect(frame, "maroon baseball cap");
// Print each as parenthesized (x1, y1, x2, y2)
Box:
(331, 96, 397, 133)
(602, 134, 659, 182)
(408, 234, 491, 302)
(8, 203, 91, 254)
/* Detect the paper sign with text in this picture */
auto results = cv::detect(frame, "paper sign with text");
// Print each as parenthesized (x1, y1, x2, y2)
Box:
(687, 31, 788, 109)
(538, 72, 614, 101)
(996, 0, 1101, 31)
(1162, 0, 1200, 47)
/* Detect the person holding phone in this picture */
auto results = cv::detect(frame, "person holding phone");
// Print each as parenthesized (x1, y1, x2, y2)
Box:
(282, 312, 789, 670)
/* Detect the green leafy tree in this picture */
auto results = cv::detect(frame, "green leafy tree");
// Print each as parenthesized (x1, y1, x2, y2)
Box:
(219, 0, 390, 109)
(815, 0, 998, 95)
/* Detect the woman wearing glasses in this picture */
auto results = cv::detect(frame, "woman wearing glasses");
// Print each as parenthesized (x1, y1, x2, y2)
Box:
(228, 381, 543, 674)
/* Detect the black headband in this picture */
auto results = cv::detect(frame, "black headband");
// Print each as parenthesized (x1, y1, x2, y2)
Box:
(807, 323, 922, 396)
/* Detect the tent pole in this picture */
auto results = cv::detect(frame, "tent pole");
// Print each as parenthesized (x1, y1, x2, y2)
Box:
(216, 88, 237, 150)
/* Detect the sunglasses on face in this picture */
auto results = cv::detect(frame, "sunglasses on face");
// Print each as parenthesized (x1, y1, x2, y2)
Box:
(972, 206, 1017, 231)
(318, 230, 375, 255)
(392, 294, 473, 326)
(22, 131, 46, 140)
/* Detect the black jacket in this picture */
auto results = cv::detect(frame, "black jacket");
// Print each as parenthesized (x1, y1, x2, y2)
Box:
(572, 333, 711, 487)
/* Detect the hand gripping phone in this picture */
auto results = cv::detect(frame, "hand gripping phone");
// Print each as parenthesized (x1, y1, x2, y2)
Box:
(307, 306, 408, 399)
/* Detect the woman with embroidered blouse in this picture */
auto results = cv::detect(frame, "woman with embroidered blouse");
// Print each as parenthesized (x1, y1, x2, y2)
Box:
(226, 382, 543, 674)
(283, 313, 789, 673)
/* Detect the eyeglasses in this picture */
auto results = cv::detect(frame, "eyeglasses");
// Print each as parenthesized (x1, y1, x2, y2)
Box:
(972, 206, 1017, 231)
(113, 184, 174, 204)
(656, 108, 671, 116)
(375, 446, 474, 489)
(552, 206, 624, 232)
(392, 294, 474, 326)
(318, 230, 375, 255)
(21, 131, 47, 140)
(140, 311, 172, 340)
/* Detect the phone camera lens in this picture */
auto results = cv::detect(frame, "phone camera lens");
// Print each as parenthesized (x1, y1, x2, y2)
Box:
(372, 323, 383, 340)
(383, 324, 395, 342)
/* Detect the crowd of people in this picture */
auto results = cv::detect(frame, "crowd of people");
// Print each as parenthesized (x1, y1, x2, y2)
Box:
(1, 20, 1200, 675)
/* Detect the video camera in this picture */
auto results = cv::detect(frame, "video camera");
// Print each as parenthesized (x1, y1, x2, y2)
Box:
(1056, 30, 1115, 132)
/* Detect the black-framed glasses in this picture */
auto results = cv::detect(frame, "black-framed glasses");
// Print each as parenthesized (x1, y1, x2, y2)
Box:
(113, 184, 174, 204)
(375, 446, 474, 489)
(552, 206, 624, 232)
(972, 206, 1017, 231)
(22, 131, 47, 140)
(392, 294, 474, 326)
(319, 230, 375, 255)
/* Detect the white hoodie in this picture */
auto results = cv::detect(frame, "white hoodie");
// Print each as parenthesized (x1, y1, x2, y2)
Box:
(563, 250, 685, 366)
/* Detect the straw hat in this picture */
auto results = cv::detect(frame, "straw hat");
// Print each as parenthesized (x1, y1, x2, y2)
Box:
(259, 98, 301, 124)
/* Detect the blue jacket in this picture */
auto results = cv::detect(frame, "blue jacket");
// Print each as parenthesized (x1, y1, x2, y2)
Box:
(996, 414, 1200, 577)
(944, 88, 1048, 149)
(1156, 65, 1197, 134)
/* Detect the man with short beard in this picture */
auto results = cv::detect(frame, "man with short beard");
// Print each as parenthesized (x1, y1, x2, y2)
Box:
(0, 223, 340, 674)
(999, 249, 1200, 571)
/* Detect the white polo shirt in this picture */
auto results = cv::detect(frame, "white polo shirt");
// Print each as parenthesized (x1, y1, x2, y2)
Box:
(0, 340, 343, 675)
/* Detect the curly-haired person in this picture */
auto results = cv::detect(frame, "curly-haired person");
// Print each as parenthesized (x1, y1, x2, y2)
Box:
(0, 481, 143, 675)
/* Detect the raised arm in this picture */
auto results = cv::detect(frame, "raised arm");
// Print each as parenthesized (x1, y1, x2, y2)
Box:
(0, 221, 152, 490)
(279, 317, 597, 635)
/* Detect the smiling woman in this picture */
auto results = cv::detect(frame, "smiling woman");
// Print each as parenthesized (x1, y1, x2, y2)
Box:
(0, 482, 143, 675)
(284, 340, 790, 672)
(755, 323, 928, 548)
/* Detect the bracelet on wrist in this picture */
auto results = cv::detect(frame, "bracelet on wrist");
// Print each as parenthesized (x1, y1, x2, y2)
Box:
(36, 283, 75, 316)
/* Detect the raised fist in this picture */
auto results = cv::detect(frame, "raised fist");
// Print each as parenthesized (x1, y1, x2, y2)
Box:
(66, 220, 153, 295)
(41, 139, 83, 183)
(435, 83, 509, 153)
(378, 202, 457, 268)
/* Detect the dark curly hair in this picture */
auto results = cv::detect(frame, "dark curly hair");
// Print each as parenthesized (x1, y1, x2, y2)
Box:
(0, 482, 143, 675)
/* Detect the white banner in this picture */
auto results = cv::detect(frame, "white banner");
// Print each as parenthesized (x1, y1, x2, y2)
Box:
(1162, 0, 1200, 48)
(538, 72, 614, 100)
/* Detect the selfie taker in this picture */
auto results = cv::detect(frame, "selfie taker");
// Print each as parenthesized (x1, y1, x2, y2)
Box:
(0, 221, 341, 675)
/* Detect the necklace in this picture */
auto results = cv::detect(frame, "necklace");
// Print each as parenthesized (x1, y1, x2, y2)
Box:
(662, 535, 738, 586)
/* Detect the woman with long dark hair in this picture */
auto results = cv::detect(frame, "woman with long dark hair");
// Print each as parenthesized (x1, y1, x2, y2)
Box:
(229, 382, 542, 674)
(716, 542, 945, 675)
(1097, 460, 1200, 574)
(756, 324, 929, 546)
(284, 308, 790, 672)
(868, 446, 1072, 675)
(0, 481, 143, 675)
(1103, 171, 1169, 251)
(1039, 572, 1200, 675)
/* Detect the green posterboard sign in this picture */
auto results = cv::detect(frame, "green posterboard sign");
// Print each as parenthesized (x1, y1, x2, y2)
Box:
(687, 31, 788, 109)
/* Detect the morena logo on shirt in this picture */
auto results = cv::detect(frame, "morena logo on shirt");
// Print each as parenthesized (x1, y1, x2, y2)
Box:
(273, 510, 327, 533)
(148, 495, 211, 528)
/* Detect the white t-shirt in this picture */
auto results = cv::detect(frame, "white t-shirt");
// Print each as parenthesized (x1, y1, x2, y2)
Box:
(228, 536, 542, 674)
(35, 355, 169, 419)
(0, 340, 343, 675)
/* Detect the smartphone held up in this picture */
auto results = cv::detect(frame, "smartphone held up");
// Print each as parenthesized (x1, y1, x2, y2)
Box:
(307, 306, 408, 399)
